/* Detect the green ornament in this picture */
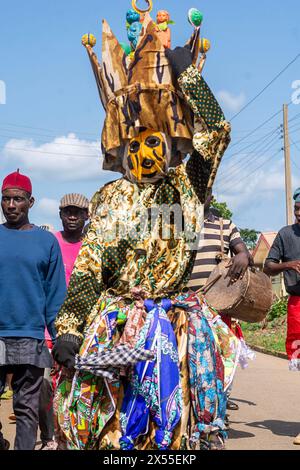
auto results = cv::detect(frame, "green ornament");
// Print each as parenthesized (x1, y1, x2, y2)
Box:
(117, 311, 127, 325)
(120, 42, 132, 56)
(188, 8, 203, 28)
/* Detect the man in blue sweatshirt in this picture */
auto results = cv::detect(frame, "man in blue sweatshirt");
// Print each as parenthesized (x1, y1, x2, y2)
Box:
(0, 170, 66, 450)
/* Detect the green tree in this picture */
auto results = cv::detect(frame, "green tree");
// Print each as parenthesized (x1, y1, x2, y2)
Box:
(239, 228, 260, 250)
(210, 199, 233, 219)
(211, 199, 260, 249)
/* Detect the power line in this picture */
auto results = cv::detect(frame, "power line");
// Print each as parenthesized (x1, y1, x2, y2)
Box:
(230, 52, 300, 121)
(218, 135, 280, 184)
(289, 112, 300, 123)
(291, 159, 300, 172)
(219, 148, 282, 193)
(3, 145, 100, 159)
(230, 108, 283, 149)
(290, 137, 300, 153)
(0, 121, 101, 139)
(219, 130, 278, 176)
(289, 125, 300, 136)
(221, 126, 280, 166)
(0, 133, 101, 150)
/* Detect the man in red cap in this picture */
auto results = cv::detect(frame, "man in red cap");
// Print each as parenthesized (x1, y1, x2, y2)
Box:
(0, 170, 66, 450)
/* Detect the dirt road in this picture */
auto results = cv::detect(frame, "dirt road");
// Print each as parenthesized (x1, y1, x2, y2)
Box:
(1, 352, 300, 450)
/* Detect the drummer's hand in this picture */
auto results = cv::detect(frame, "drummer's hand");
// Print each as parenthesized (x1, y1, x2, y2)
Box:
(287, 260, 300, 274)
(226, 253, 250, 283)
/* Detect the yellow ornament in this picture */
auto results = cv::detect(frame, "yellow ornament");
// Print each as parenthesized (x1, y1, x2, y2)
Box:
(81, 33, 97, 48)
(199, 38, 211, 54)
(132, 0, 153, 14)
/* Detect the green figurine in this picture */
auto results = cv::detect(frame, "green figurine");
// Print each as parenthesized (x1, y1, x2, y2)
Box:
(188, 8, 203, 29)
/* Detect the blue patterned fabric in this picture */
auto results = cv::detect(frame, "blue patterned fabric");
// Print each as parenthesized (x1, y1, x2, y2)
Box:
(120, 299, 182, 450)
(174, 292, 227, 445)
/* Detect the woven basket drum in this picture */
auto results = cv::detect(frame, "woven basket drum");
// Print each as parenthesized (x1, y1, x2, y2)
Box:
(204, 260, 273, 323)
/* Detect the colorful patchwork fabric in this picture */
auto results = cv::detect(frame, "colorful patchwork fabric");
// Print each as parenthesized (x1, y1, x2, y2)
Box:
(172, 292, 240, 446)
(120, 299, 182, 450)
(54, 292, 240, 450)
(75, 344, 155, 380)
(54, 296, 123, 450)
(55, 171, 203, 339)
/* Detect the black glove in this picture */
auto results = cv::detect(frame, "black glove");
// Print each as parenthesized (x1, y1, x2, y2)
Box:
(165, 45, 193, 80)
(52, 334, 81, 369)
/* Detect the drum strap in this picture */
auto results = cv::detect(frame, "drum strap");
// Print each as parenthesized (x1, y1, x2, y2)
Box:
(215, 217, 228, 263)
(220, 218, 225, 257)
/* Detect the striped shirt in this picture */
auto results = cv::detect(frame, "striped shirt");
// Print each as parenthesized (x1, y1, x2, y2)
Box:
(188, 211, 243, 291)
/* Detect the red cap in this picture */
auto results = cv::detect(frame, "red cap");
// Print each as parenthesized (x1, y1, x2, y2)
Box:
(2, 169, 32, 195)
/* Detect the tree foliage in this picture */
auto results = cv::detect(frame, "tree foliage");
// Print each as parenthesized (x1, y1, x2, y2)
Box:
(210, 199, 233, 219)
(211, 199, 260, 249)
(239, 228, 260, 250)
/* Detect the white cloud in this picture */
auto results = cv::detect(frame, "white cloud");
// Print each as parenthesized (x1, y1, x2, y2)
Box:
(2, 133, 105, 182)
(36, 198, 59, 218)
(216, 153, 300, 210)
(217, 91, 246, 113)
(215, 156, 287, 211)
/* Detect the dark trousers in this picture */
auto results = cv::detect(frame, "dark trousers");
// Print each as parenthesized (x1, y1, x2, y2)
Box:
(39, 369, 54, 444)
(0, 365, 44, 450)
(0, 419, 7, 450)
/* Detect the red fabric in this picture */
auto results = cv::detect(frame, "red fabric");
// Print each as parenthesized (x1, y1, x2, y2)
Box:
(2, 170, 32, 194)
(221, 314, 232, 330)
(221, 314, 244, 340)
(286, 296, 300, 360)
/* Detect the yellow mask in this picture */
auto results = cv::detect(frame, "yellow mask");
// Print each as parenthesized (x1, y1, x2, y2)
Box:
(125, 129, 170, 183)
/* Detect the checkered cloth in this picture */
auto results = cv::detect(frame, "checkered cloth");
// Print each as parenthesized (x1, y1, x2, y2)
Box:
(75, 344, 155, 381)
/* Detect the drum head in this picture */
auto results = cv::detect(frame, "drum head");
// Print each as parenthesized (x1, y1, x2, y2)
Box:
(204, 260, 248, 313)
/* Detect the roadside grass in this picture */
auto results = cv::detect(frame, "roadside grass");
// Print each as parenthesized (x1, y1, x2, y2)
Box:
(241, 297, 288, 354)
(242, 317, 286, 353)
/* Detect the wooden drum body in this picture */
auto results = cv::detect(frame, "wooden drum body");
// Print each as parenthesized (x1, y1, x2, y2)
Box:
(203, 261, 273, 323)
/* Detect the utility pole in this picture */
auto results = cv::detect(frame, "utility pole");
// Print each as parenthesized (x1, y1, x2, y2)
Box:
(283, 104, 293, 225)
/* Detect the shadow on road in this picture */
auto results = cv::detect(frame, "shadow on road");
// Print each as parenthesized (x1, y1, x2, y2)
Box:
(231, 397, 257, 407)
(228, 428, 255, 440)
(246, 420, 300, 438)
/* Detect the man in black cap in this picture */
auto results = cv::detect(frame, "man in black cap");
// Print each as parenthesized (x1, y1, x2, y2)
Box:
(39, 193, 89, 450)
(264, 187, 300, 446)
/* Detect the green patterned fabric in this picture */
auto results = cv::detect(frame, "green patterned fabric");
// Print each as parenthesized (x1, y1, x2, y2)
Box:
(178, 65, 225, 131)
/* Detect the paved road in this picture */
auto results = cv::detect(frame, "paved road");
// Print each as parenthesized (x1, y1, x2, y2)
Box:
(227, 352, 300, 450)
(1, 352, 300, 450)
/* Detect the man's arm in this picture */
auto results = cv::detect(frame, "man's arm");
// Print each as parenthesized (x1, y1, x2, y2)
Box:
(166, 47, 231, 202)
(264, 260, 300, 276)
(228, 242, 252, 281)
(226, 223, 252, 281)
(262, 231, 300, 276)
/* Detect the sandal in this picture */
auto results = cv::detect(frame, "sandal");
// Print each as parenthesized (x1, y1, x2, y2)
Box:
(208, 432, 226, 451)
(224, 414, 230, 429)
(226, 400, 239, 411)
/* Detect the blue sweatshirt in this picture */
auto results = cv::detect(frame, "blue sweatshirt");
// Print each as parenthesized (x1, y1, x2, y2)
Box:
(0, 224, 66, 341)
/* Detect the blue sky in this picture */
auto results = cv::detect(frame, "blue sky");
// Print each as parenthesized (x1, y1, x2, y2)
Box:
(1, 0, 300, 231)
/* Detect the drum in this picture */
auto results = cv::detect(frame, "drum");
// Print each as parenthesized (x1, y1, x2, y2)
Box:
(203, 260, 273, 323)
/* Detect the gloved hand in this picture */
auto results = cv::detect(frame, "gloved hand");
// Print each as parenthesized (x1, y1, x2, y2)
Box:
(165, 45, 193, 80)
(52, 334, 81, 369)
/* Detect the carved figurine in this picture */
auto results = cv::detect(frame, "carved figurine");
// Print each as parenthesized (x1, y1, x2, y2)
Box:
(156, 10, 174, 49)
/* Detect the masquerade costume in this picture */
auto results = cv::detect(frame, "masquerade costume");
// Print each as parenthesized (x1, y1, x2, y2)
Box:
(53, 2, 240, 450)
